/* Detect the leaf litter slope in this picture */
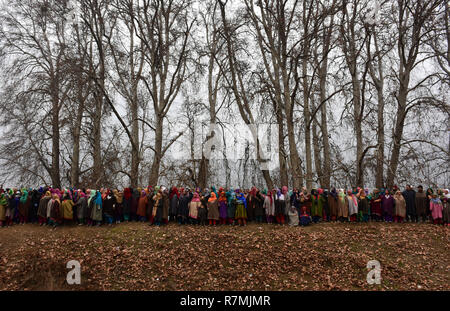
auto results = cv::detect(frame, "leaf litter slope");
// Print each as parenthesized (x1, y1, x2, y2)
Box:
(0, 222, 448, 290)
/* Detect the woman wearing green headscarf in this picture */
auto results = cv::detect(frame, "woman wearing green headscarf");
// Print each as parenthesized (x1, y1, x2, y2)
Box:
(18, 189, 30, 224)
(337, 189, 348, 222)
(87, 189, 96, 226)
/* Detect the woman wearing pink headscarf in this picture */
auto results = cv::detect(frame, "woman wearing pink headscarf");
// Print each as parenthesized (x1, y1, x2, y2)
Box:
(189, 192, 201, 225)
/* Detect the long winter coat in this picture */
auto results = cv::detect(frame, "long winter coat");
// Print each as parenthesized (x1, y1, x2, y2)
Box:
(75, 196, 88, 220)
(337, 195, 348, 218)
(37, 195, 52, 218)
(381, 195, 394, 217)
(263, 195, 275, 217)
(162, 193, 170, 220)
(415, 191, 427, 217)
(430, 200, 443, 220)
(207, 200, 219, 220)
(169, 195, 179, 217)
(402, 190, 416, 216)
(328, 195, 339, 218)
(61, 199, 74, 220)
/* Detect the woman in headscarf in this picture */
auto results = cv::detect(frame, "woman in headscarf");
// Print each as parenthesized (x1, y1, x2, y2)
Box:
(162, 187, 170, 225)
(18, 189, 30, 224)
(282, 186, 290, 222)
(253, 188, 265, 223)
(147, 187, 156, 224)
(429, 193, 443, 225)
(226, 189, 236, 225)
(178, 188, 192, 225)
(218, 189, 228, 225)
(131, 188, 140, 221)
(263, 189, 275, 224)
(169, 186, 180, 222)
(311, 189, 321, 223)
(0, 191, 7, 227)
(442, 189, 450, 227)
(347, 190, 358, 222)
(123, 188, 132, 222)
(74, 191, 88, 225)
(381, 189, 394, 222)
(370, 188, 382, 222)
(426, 187, 434, 221)
(415, 185, 428, 223)
(5, 190, 14, 226)
(30, 189, 41, 224)
(207, 192, 219, 226)
(113, 189, 123, 224)
(247, 187, 257, 222)
(274, 189, 285, 224)
(61, 191, 75, 225)
(189, 191, 201, 225)
(86, 189, 94, 226)
(394, 190, 406, 223)
(137, 190, 148, 222)
(328, 188, 339, 221)
(151, 188, 164, 226)
(198, 191, 208, 226)
(235, 189, 247, 226)
(37, 191, 52, 226)
(337, 189, 348, 222)
(102, 190, 116, 226)
(91, 190, 103, 226)
(357, 188, 369, 222)
(48, 193, 62, 229)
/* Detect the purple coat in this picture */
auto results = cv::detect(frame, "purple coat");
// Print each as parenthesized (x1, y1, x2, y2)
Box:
(219, 201, 227, 219)
(382, 195, 395, 216)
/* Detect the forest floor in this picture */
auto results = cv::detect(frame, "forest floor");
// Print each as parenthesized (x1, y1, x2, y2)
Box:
(0, 221, 448, 291)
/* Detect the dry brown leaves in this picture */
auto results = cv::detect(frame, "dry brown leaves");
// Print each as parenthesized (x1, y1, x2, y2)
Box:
(0, 222, 448, 291)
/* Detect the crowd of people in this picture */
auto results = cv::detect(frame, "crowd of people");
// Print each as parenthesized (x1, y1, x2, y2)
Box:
(0, 184, 449, 229)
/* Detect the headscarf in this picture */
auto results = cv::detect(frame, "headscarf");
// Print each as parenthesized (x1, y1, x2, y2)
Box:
(236, 191, 247, 209)
(20, 189, 28, 204)
(124, 188, 132, 200)
(192, 192, 200, 202)
(94, 191, 103, 206)
(113, 189, 123, 204)
(208, 192, 217, 202)
(444, 189, 450, 199)
(211, 186, 218, 198)
(338, 189, 346, 201)
(394, 190, 405, 202)
(330, 188, 338, 199)
(88, 190, 96, 205)
(170, 187, 180, 199)
(0, 193, 7, 206)
(218, 191, 227, 203)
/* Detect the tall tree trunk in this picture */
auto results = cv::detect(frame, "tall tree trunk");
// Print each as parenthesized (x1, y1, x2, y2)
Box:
(71, 94, 84, 188)
(302, 58, 313, 190)
(149, 115, 163, 186)
(312, 111, 324, 187)
(130, 87, 139, 188)
(386, 74, 409, 188)
(51, 99, 61, 189)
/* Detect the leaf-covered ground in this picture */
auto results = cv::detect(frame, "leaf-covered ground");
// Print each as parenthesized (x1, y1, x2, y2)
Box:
(0, 222, 448, 291)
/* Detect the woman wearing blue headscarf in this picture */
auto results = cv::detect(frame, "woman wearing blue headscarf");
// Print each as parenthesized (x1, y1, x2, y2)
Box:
(235, 189, 247, 226)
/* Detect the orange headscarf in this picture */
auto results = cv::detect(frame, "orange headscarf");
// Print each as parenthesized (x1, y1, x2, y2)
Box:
(208, 192, 217, 202)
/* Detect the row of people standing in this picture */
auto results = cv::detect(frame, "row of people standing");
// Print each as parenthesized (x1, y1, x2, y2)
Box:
(0, 185, 449, 227)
